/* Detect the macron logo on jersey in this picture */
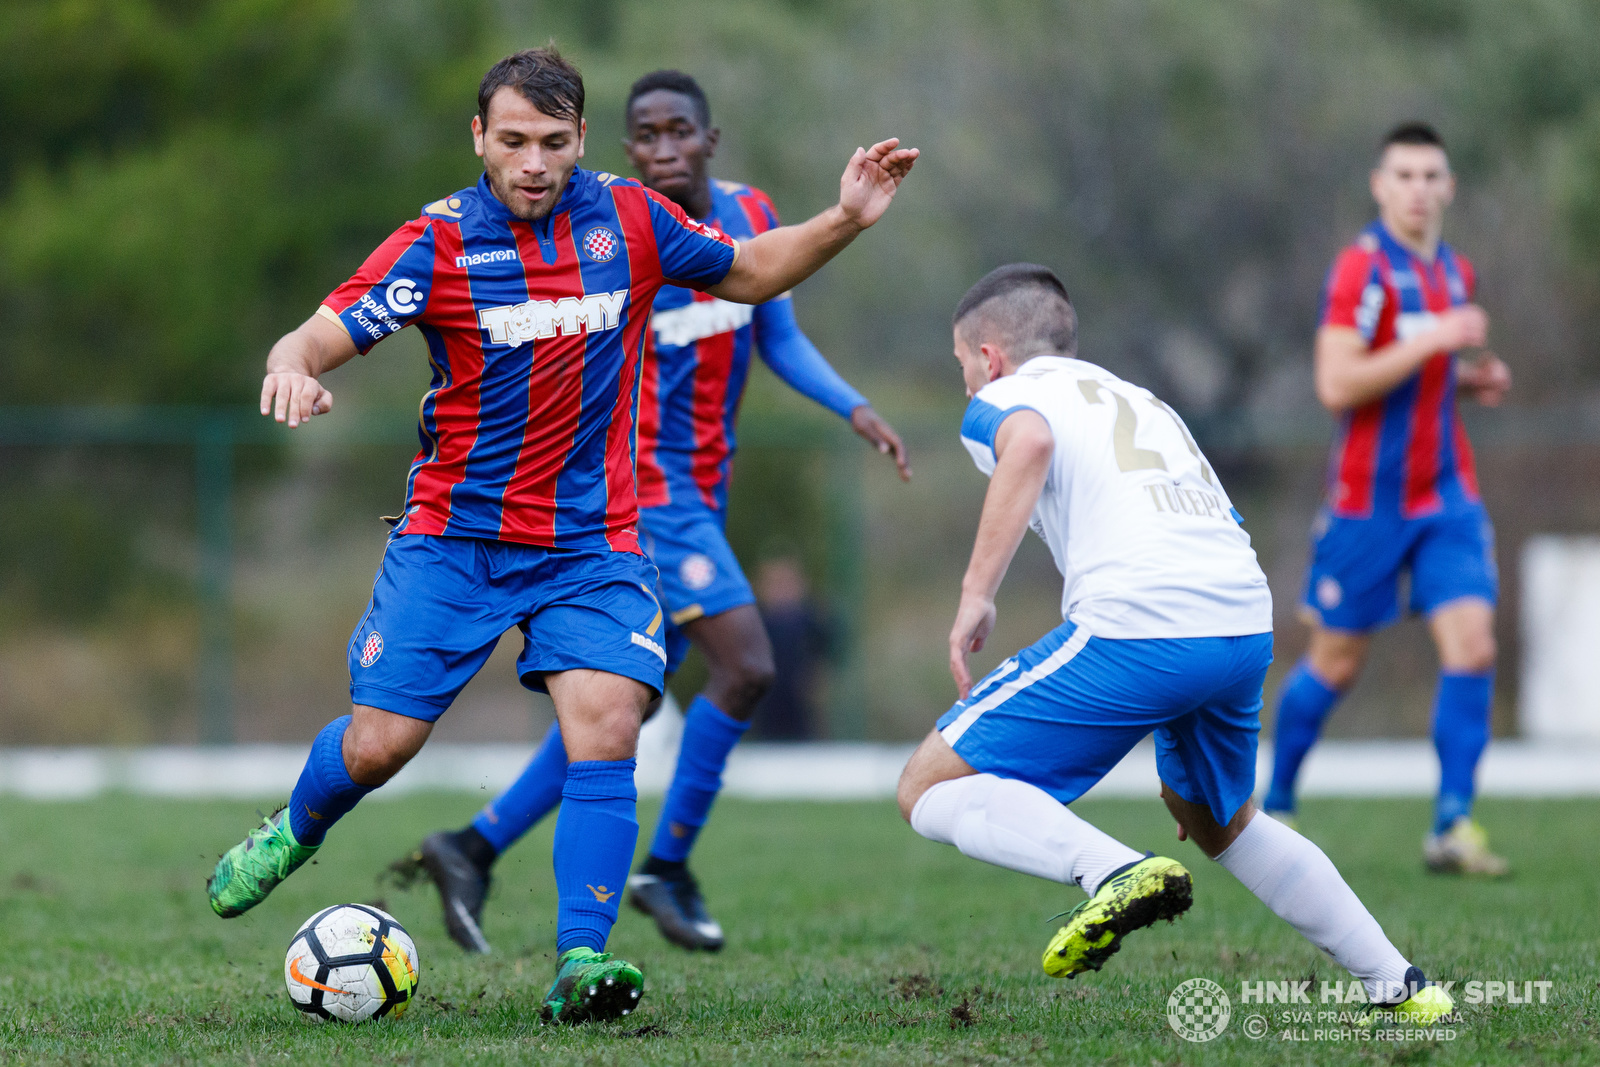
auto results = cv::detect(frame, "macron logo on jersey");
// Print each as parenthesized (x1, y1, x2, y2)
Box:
(454, 248, 518, 269)
(478, 290, 628, 345)
(651, 298, 754, 348)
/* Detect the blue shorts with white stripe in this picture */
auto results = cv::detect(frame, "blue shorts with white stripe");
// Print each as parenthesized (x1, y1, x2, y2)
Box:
(936, 622, 1274, 827)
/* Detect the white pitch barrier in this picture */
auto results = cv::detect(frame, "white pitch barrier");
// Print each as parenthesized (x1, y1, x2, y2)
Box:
(1, 726, 1598, 802)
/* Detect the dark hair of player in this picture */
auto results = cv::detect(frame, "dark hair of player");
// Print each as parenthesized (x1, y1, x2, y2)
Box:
(478, 47, 585, 127)
(626, 69, 712, 129)
(953, 263, 1078, 360)
(1381, 121, 1445, 153)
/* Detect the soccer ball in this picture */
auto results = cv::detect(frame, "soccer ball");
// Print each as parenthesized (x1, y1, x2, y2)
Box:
(284, 904, 419, 1022)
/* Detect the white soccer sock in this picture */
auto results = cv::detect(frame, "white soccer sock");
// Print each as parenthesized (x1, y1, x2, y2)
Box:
(910, 774, 1143, 895)
(1216, 811, 1413, 1002)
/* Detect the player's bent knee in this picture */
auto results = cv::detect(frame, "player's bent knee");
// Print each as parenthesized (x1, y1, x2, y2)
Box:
(1445, 634, 1496, 675)
(563, 705, 643, 762)
(344, 706, 432, 786)
(345, 733, 414, 786)
(1307, 635, 1368, 691)
(897, 730, 973, 823)
(709, 655, 775, 721)
(1202, 802, 1260, 859)
(1316, 658, 1361, 692)
(895, 772, 925, 824)
(1161, 783, 1253, 859)
(738, 659, 776, 705)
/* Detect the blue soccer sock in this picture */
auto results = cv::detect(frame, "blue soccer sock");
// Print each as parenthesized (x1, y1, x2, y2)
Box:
(471, 720, 568, 855)
(1432, 670, 1493, 835)
(553, 759, 639, 956)
(1263, 661, 1343, 814)
(648, 696, 751, 864)
(287, 716, 375, 846)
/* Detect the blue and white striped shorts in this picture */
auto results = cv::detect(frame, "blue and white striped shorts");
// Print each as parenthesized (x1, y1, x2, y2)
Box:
(935, 622, 1274, 827)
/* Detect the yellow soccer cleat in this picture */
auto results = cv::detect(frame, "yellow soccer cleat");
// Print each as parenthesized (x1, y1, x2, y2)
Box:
(1042, 856, 1192, 978)
(1424, 818, 1510, 878)
(1356, 969, 1455, 1027)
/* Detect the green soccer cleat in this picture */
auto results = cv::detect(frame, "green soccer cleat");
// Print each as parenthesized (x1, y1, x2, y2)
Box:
(1042, 856, 1192, 978)
(207, 809, 319, 918)
(540, 947, 644, 1025)
(1355, 968, 1455, 1027)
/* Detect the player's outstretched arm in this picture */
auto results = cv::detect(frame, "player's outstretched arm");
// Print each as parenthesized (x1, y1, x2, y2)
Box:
(753, 297, 913, 480)
(260, 312, 360, 428)
(1314, 304, 1487, 412)
(708, 139, 918, 306)
(949, 410, 1053, 699)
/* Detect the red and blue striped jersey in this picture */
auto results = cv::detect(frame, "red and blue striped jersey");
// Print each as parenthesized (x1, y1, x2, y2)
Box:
(1319, 220, 1480, 520)
(635, 180, 866, 513)
(320, 169, 737, 553)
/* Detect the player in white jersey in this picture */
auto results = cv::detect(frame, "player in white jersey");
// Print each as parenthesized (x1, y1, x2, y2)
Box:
(897, 264, 1452, 1024)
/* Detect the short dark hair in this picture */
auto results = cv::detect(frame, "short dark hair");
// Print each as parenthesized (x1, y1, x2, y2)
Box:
(1382, 121, 1445, 153)
(953, 263, 1078, 359)
(626, 69, 712, 129)
(478, 47, 584, 128)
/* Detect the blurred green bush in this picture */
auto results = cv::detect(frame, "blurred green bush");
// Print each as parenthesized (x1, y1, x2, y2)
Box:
(3, 0, 1599, 740)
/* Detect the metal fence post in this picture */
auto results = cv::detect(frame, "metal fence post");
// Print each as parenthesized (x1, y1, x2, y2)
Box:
(196, 415, 234, 743)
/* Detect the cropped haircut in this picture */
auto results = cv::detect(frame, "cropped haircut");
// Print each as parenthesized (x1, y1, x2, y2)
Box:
(479, 47, 585, 127)
(626, 69, 712, 129)
(953, 264, 1078, 360)
(1381, 121, 1445, 153)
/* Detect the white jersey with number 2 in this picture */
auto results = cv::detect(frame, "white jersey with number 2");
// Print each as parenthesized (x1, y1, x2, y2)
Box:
(960, 355, 1273, 639)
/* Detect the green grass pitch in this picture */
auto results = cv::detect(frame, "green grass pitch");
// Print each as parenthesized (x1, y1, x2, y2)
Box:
(1, 794, 1595, 1064)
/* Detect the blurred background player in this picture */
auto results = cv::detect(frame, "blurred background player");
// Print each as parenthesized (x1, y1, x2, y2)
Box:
(749, 553, 835, 741)
(409, 70, 912, 955)
(205, 47, 917, 1024)
(1262, 123, 1512, 876)
(897, 263, 1452, 1025)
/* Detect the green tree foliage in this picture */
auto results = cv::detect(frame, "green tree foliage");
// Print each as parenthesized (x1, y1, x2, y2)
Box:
(3, 0, 1599, 740)
(3, 0, 1597, 409)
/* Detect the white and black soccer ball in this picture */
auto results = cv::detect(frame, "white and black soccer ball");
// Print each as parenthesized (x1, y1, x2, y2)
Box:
(285, 904, 419, 1022)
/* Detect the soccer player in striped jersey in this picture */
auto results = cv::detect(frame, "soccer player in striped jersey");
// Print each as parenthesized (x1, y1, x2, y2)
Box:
(409, 70, 911, 956)
(205, 48, 916, 1024)
(897, 264, 1452, 1026)
(1262, 123, 1512, 875)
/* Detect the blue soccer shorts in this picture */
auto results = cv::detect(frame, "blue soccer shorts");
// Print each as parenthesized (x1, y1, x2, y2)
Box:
(638, 501, 757, 674)
(935, 622, 1275, 828)
(1300, 504, 1498, 632)
(347, 534, 669, 721)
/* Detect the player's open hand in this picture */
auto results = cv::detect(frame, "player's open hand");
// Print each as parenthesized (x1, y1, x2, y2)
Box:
(850, 405, 912, 481)
(838, 139, 919, 230)
(261, 371, 333, 428)
(949, 593, 997, 700)
(1458, 351, 1511, 407)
